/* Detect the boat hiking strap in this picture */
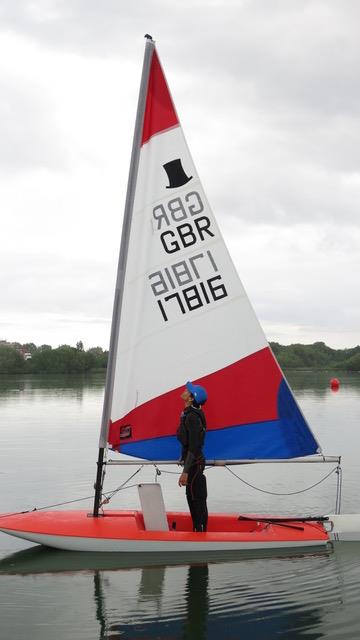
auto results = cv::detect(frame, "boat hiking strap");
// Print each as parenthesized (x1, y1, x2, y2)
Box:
(238, 517, 306, 531)
(238, 514, 329, 524)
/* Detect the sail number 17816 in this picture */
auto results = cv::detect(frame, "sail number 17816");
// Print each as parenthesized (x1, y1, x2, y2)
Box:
(148, 250, 228, 322)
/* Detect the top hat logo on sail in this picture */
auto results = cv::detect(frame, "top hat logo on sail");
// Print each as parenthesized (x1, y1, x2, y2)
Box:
(163, 158, 192, 189)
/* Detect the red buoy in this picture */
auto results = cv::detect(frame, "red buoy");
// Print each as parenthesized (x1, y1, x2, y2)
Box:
(330, 378, 340, 390)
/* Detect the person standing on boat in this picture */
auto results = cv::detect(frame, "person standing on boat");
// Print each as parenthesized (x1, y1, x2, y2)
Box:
(177, 382, 208, 533)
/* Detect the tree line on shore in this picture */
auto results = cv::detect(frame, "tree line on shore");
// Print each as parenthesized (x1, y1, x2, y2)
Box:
(0, 341, 108, 374)
(270, 341, 360, 371)
(1, 340, 360, 374)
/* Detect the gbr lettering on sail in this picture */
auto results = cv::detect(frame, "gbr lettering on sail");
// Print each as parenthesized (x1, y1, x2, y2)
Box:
(148, 188, 228, 322)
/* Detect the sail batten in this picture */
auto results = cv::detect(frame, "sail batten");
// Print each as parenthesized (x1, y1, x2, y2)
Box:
(106, 41, 322, 462)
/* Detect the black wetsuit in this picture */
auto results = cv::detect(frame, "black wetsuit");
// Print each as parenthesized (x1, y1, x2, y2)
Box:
(177, 406, 208, 532)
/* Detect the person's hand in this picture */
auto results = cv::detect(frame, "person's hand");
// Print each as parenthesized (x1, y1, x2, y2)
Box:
(178, 472, 188, 486)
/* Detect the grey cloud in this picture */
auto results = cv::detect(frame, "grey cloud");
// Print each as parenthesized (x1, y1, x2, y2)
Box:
(205, 159, 360, 226)
(1, 1, 359, 347)
(2, 1, 360, 86)
(0, 0, 156, 57)
(0, 75, 66, 171)
(3, 3, 360, 181)
(0, 252, 114, 316)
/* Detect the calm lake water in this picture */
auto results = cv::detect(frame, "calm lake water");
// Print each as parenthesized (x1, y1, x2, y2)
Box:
(0, 371, 360, 639)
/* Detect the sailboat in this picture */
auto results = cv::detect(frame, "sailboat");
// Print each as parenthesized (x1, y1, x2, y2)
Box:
(0, 36, 355, 552)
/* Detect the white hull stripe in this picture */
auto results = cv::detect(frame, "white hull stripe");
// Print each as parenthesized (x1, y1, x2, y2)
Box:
(0, 529, 329, 553)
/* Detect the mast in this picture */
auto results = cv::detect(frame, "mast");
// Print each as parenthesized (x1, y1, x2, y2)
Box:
(93, 35, 155, 517)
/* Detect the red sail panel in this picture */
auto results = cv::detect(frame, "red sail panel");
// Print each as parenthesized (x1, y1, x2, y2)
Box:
(141, 50, 179, 145)
(108, 347, 282, 449)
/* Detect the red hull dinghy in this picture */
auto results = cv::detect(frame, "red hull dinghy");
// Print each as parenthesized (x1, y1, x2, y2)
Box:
(0, 510, 329, 553)
(0, 37, 346, 554)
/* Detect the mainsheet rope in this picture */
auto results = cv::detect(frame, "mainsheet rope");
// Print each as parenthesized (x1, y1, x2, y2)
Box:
(225, 463, 343, 513)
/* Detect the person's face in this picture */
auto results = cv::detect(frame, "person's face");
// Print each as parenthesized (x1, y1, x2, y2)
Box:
(181, 388, 193, 406)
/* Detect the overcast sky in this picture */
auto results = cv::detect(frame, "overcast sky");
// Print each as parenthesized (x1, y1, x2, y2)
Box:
(1, 0, 360, 349)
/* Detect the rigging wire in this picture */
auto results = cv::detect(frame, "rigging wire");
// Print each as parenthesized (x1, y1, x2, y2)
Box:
(0, 468, 146, 519)
(0, 462, 343, 518)
(99, 465, 144, 507)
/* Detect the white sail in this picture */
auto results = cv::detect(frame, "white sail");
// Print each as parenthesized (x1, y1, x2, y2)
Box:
(104, 40, 320, 462)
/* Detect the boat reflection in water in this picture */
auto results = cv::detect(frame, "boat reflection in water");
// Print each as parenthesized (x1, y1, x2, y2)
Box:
(0, 545, 342, 639)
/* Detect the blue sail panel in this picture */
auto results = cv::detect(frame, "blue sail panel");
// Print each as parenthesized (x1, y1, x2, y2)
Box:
(119, 378, 320, 461)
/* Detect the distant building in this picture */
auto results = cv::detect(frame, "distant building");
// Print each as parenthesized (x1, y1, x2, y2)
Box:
(18, 347, 32, 360)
